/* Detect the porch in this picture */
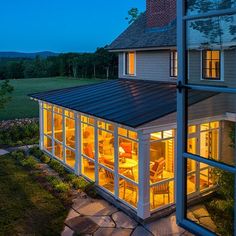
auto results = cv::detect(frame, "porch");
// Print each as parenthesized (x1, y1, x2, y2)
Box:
(30, 79, 222, 219)
(40, 102, 219, 219)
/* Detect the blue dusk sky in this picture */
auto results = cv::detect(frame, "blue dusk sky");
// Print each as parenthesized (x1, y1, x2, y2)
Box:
(0, 0, 145, 53)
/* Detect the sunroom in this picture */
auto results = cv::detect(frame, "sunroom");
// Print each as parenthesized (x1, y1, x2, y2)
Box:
(30, 79, 231, 219)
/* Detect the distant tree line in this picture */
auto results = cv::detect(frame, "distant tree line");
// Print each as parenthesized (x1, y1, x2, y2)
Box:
(0, 47, 118, 80)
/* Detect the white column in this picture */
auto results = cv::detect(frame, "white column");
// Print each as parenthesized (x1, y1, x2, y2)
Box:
(62, 108, 66, 163)
(52, 105, 55, 157)
(39, 102, 43, 150)
(114, 125, 119, 199)
(137, 131, 151, 219)
(94, 118, 99, 183)
(75, 113, 81, 175)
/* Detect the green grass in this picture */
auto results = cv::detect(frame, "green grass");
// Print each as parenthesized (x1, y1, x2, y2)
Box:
(0, 154, 68, 235)
(0, 77, 103, 120)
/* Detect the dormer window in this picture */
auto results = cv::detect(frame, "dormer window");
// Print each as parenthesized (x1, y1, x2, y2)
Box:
(124, 52, 136, 76)
(202, 50, 221, 80)
(170, 50, 178, 78)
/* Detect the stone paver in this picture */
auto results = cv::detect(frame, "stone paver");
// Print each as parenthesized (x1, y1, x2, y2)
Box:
(65, 216, 100, 234)
(94, 227, 133, 236)
(131, 226, 153, 236)
(144, 213, 186, 236)
(87, 216, 115, 227)
(0, 149, 9, 156)
(64, 209, 80, 223)
(199, 216, 217, 232)
(112, 211, 138, 229)
(190, 205, 209, 218)
(72, 197, 117, 216)
(61, 226, 74, 236)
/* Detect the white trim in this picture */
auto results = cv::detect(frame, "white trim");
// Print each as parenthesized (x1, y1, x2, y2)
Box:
(123, 51, 136, 77)
(39, 102, 43, 150)
(109, 46, 177, 53)
(137, 131, 150, 219)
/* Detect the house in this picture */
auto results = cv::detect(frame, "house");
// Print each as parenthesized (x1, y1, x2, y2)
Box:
(30, 0, 235, 220)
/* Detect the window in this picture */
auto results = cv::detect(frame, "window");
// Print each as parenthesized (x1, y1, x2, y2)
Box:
(170, 50, 178, 77)
(177, 1, 236, 235)
(124, 52, 136, 76)
(202, 50, 221, 80)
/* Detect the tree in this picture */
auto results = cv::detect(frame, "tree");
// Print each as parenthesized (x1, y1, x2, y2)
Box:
(0, 80, 14, 109)
(125, 8, 140, 24)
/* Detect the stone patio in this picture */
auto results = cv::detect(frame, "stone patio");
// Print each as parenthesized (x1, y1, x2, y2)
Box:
(61, 191, 199, 236)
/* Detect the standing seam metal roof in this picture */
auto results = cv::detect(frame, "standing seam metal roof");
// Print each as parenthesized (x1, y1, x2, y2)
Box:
(29, 79, 216, 128)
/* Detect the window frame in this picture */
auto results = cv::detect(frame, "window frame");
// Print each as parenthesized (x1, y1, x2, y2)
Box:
(176, 3, 236, 236)
(123, 51, 136, 76)
(201, 50, 221, 81)
(170, 50, 178, 78)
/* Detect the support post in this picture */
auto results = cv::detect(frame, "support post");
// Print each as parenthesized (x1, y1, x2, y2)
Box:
(75, 113, 81, 175)
(75, 113, 82, 175)
(137, 131, 150, 219)
(39, 102, 43, 150)
(94, 118, 99, 184)
(114, 125, 119, 198)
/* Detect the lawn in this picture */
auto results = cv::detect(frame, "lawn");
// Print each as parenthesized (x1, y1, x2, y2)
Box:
(0, 77, 103, 120)
(0, 154, 68, 235)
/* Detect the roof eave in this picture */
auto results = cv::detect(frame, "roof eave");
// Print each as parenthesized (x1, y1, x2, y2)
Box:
(108, 45, 177, 52)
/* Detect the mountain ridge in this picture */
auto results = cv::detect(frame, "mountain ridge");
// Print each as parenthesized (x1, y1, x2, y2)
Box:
(0, 51, 59, 58)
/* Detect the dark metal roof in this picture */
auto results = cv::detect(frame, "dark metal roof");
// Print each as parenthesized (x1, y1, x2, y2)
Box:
(29, 79, 216, 128)
(107, 12, 176, 51)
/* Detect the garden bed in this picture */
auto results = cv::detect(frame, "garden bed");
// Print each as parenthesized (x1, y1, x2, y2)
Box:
(0, 147, 98, 235)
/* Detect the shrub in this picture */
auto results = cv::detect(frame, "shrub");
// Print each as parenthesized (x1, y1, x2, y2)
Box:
(11, 150, 25, 162)
(49, 159, 66, 175)
(20, 155, 38, 169)
(0, 122, 39, 147)
(84, 182, 97, 198)
(54, 182, 70, 193)
(71, 177, 89, 190)
(29, 146, 43, 159)
(45, 175, 70, 193)
(40, 154, 51, 164)
(65, 173, 77, 182)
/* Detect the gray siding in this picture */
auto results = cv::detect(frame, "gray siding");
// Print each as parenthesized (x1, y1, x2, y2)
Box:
(119, 50, 177, 82)
(140, 93, 233, 129)
(188, 49, 236, 88)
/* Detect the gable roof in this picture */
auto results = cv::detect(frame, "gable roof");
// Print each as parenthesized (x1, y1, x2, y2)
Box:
(29, 79, 216, 128)
(107, 12, 177, 51)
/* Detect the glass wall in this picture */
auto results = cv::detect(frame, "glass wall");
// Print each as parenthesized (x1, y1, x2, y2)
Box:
(43, 103, 53, 153)
(81, 116, 95, 181)
(177, 1, 236, 235)
(41, 102, 228, 217)
(98, 120, 115, 193)
(118, 128, 139, 208)
(150, 130, 175, 210)
(42, 104, 76, 169)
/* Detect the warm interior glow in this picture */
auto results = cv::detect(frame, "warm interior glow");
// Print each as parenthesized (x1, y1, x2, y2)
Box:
(128, 52, 135, 75)
(203, 50, 220, 79)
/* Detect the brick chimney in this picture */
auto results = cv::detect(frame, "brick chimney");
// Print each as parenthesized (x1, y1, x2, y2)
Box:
(146, 0, 176, 28)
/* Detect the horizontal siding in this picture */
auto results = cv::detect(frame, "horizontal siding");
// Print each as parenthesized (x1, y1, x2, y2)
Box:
(119, 51, 176, 82)
(141, 93, 233, 129)
(188, 49, 236, 87)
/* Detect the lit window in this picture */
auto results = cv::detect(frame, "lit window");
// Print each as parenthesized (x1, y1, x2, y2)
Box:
(202, 50, 220, 80)
(125, 52, 135, 76)
(170, 50, 178, 77)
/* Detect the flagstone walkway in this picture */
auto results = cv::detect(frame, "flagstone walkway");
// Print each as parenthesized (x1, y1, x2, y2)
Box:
(0, 147, 215, 236)
(61, 190, 195, 236)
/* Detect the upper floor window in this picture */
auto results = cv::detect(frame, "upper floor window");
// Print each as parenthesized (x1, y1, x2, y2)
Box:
(124, 52, 136, 76)
(202, 50, 220, 80)
(170, 50, 178, 78)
